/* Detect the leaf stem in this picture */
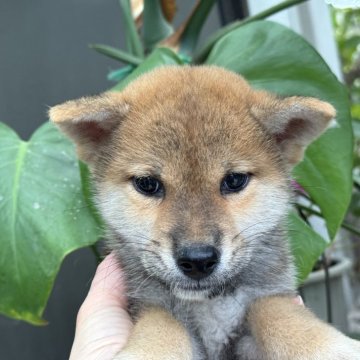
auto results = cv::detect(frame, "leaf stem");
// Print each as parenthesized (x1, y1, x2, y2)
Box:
(341, 221, 360, 237)
(89, 44, 143, 66)
(194, 0, 309, 63)
(297, 204, 360, 237)
(179, 0, 217, 55)
(296, 203, 322, 217)
(119, 0, 145, 58)
(353, 178, 360, 191)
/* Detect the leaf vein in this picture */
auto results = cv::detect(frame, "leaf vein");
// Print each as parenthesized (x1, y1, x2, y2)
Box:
(10, 141, 29, 283)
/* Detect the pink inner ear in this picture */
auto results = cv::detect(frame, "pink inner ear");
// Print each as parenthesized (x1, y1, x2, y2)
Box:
(76, 121, 109, 143)
(274, 118, 308, 144)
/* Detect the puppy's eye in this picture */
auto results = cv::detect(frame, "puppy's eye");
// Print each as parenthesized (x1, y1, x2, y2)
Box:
(221, 173, 250, 194)
(133, 176, 163, 196)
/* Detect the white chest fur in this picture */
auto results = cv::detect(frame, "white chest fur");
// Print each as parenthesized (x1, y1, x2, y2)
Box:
(190, 289, 251, 358)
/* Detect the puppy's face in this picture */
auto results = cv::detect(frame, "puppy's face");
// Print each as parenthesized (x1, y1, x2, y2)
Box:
(50, 66, 335, 300)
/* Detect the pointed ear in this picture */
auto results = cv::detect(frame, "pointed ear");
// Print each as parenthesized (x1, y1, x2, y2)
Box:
(250, 92, 336, 166)
(49, 92, 129, 163)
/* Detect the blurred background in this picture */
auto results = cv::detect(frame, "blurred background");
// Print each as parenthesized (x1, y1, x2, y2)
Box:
(0, 1, 359, 358)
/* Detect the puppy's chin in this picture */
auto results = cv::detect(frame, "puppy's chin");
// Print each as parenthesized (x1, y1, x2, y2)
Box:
(173, 287, 212, 301)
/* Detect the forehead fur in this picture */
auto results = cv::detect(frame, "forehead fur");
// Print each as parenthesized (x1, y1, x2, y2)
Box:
(98, 66, 282, 183)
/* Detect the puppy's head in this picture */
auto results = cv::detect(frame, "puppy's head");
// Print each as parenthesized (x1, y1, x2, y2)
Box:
(50, 66, 335, 300)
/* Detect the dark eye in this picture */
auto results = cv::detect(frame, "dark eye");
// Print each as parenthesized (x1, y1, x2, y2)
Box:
(133, 176, 163, 196)
(221, 173, 250, 194)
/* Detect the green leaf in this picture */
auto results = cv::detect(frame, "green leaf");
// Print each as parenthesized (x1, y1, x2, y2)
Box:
(194, 0, 308, 63)
(0, 122, 101, 324)
(288, 212, 328, 283)
(143, 0, 173, 51)
(352, 104, 360, 121)
(89, 44, 142, 65)
(107, 65, 135, 82)
(205, 20, 353, 240)
(111, 47, 183, 91)
(179, 0, 217, 55)
(119, 0, 144, 58)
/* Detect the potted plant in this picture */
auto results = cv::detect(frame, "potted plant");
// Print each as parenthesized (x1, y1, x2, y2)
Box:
(0, 0, 355, 330)
(301, 252, 353, 333)
(289, 5, 360, 334)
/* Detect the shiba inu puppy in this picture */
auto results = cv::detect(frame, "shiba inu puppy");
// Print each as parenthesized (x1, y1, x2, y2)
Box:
(50, 66, 360, 359)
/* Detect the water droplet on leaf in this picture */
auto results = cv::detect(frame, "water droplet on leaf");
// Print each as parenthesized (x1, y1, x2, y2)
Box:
(33, 202, 40, 210)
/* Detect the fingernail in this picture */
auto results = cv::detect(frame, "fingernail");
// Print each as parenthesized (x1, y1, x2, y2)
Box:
(294, 295, 304, 306)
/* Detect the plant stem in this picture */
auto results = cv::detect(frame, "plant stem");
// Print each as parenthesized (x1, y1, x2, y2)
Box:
(353, 178, 360, 191)
(296, 203, 322, 217)
(321, 253, 333, 324)
(341, 221, 360, 237)
(194, 0, 309, 63)
(297, 204, 360, 237)
(89, 44, 143, 66)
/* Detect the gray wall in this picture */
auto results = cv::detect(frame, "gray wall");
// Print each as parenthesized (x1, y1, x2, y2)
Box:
(0, 0, 126, 139)
(0, 1, 220, 359)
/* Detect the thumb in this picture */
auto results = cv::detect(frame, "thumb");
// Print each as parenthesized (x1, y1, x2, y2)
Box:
(70, 253, 133, 360)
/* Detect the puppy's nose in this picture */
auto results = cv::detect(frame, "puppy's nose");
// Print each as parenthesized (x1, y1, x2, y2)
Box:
(176, 245, 220, 280)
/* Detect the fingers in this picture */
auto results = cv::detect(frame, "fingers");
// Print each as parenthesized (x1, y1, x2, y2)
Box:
(76, 253, 129, 324)
(293, 295, 304, 306)
(69, 253, 133, 360)
(88, 252, 128, 308)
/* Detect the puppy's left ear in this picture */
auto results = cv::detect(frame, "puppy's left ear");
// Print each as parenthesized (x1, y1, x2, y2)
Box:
(250, 92, 336, 166)
(49, 92, 129, 164)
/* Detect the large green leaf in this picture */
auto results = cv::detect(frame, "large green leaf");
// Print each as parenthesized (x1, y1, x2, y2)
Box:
(194, 0, 308, 63)
(205, 20, 353, 274)
(205, 20, 352, 237)
(0, 122, 101, 324)
(111, 47, 183, 91)
(288, 212, 328, 283)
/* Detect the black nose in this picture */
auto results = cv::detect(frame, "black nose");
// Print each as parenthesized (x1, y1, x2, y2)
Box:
(176, 245, 220, 280)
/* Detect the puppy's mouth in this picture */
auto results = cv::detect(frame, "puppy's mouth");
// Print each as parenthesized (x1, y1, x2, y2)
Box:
(172, 284, 213, 301)
(168, 280, 229, 301)
(176, 283, 212, 292)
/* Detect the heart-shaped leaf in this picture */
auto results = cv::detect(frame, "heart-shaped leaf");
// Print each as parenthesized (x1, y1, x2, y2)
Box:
(0, 122, 101, 324)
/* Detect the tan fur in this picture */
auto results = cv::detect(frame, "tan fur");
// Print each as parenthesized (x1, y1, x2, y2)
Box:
(115, 307, 193, 360)
(49, 66, 360, 359)
(249, 92, 336, 165)
(49, 93, 129, 162)
(248, 296, 360, 359)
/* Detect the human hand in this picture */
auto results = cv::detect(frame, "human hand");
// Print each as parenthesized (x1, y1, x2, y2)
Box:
(69, 254, 305, 360)
(69, 253, 133, 360)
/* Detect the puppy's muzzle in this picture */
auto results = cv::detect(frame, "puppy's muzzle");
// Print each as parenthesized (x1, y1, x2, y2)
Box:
(176, 245, 220, 280)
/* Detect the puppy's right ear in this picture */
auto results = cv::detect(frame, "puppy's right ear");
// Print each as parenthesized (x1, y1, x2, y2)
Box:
(49, 92, 129, 163)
